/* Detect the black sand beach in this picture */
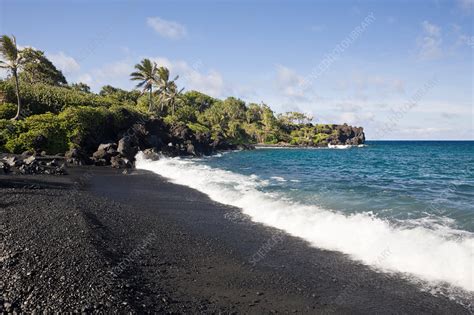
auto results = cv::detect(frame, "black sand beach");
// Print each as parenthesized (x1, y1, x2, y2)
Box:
(1, 167, 471, 313)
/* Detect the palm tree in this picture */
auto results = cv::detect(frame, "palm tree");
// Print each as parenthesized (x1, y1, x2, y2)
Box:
(163, 81, 184, 116)
(130, 58, 158, 111)
(155, 67, 181, 113)
(0, 35, 23, 120)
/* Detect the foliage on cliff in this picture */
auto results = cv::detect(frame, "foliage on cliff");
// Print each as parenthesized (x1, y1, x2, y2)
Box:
(0, 39, 364, 155)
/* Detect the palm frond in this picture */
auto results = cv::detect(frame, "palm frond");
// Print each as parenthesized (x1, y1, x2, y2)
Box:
(157, 67, 170, 81)
(130, 71, 146, 80)
(0, 35, 18, 64)
(0, 60, 10, 69)
(135, 80, 147, 88)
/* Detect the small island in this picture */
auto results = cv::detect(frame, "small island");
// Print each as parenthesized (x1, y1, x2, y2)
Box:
(0, 35, 364, 172)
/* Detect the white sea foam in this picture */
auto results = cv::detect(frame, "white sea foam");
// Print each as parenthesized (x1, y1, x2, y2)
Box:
(328, 144, 352, 149)
(135, 153, 474, 293)
(271, 176, 287, 182)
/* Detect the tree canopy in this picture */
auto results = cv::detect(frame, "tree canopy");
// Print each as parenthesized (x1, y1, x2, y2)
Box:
(19, 48, 67, 86)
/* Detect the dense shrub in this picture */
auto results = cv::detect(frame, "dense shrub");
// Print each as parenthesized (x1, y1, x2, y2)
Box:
(0, 104, 148, 154)
(187, 122, 210, 134)
(100, 85, 140, 104)
(109, 104, 148, 129)
(59, 105, 148, 152)
(4, 113, 68, 154)
(1, 80, 115, 115)
(59, 106, 112, 151)
(0, 103, 17, 119)
(288, 125, 334, 146)
(0, 119, 17, 152)
(0, 80, 17, 104)
(313, 133, 329, 145)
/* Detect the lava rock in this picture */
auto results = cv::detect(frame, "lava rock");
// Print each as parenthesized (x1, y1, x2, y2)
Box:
(65, 148, 91, 165)
(110, 156, 133, 169)
(117, 137, 138, 161)
(4, 156, 22, 167)
(0, 161, 10, 173)
(92, 143, 119, 164)
(142, 148, 160, 161)
(23, 155, 37, 165)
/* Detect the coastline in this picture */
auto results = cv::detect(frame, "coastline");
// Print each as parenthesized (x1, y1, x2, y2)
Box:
(253, 143, 366, 149)
(1, 167, 471, 313)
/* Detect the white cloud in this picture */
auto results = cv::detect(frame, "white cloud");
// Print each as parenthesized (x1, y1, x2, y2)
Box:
(74, 60, 133, 90)
(147, 17, 187, 39)
(77, 73, 93, 85)
(338, 74, 405, 95)
(94, 60, 132, 79)
(337, 111, 375, 126)
(17, 45, 37, 50)
(418, 21, 443, 60)
(47, 51, 80, 74)
(275, 65, 308, 99)
(457, 34, 474, 47)
(186, 70, 224, 97)
(422, 20, 440, 37)
(150, 56, 224, 97)
(75, 56, 227, 96)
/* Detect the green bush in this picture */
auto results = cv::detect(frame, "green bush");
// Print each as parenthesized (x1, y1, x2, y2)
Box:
(174, 105, 198, 123)
(0, 105, 149, 154)
(290, 137, 299, 145)
(4, 113, 68, 154)
(316, 124, 333, 134)
(1, 80, 115, 115)
(187, 122, 210, 134)
(59, 106, 111, 150)
(59, 105, 148, 151)
(0, 119, 17, 152)
(0, 103, 17, 119)
(0, 80, 17, 104)
(108, 104, 148, 130)
(313, 133, 329, 144)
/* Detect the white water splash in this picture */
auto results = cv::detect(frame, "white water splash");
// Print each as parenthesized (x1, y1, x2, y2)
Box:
(136, 153, 474, 293)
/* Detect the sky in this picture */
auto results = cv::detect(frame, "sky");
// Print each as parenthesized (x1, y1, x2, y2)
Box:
(0, 0, 473, 140)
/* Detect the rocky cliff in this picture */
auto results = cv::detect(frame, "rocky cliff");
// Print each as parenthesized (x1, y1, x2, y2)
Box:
(330, 124, 365, 146)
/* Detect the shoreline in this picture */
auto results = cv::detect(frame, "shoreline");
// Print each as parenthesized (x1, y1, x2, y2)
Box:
(1, 167, 472, 313)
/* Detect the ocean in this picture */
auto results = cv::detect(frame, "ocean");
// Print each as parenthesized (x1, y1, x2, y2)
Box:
(135, 141, 474, 298)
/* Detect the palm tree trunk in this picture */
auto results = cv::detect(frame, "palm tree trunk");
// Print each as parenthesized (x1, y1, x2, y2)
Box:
(148, 86, 153, 112)
(12, 68, 21, 120)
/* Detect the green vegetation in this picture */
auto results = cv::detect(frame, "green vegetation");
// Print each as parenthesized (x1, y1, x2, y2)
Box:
(0, 103, 16, 119)
(3, 113, 68, 154)
(70, 82, 91, 93)
(130, 58, 160, 111)
(0, 80, 115, 115)
(19, 47, 67, 86)
(0, 35, 22, 120)
(0, 36, 357, 155)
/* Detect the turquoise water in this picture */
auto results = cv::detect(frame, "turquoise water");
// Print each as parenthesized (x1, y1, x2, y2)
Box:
(136, 141, 474, 293)
(203, 141, 474, 232)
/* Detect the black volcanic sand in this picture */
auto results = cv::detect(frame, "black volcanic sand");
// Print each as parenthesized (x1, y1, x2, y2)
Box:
(1, 167, 472, 313)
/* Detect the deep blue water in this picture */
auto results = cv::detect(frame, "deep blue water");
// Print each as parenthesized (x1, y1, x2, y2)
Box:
(202, 141, 474, 232)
